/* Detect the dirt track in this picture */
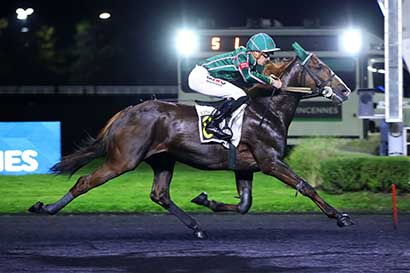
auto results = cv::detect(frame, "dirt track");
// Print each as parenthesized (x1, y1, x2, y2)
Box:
(1, 213, 409, 273)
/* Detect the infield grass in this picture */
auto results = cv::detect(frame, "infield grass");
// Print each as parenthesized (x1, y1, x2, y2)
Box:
(0, 160, 409, 214)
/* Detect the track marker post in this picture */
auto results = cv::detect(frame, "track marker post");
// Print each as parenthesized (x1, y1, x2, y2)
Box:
(392, 183, 398, 229)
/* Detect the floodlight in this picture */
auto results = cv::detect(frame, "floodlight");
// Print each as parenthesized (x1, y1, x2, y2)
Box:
(340, 29, 362, 54)
(99, 12, 111, 20)
(176, 29, 198, 57)
(25, 8, 34, 15)
(16, 7, 34, 20)
(17, 13, 27, 20)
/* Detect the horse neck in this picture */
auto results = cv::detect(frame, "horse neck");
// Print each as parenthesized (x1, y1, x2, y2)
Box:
(250, 59, 304, 130)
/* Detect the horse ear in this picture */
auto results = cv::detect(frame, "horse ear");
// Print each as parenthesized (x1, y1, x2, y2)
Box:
(310, 54, 319, 65)
(292, 42, 310, 62)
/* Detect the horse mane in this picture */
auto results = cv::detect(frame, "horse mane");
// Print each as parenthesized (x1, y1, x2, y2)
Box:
(246, 57, 297, 98)
(264, 57, 296, 77)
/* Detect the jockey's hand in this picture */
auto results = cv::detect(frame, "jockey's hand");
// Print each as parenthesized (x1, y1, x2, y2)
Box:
(269, 74, 282, 89)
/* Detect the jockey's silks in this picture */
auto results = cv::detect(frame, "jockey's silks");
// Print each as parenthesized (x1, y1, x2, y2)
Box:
(200, 46, 271, 85)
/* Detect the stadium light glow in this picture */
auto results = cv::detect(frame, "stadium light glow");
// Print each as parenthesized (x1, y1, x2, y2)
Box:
(340, 29, 362, 54)
(25, 8, 34, 15)
(99, 12, 111, 20)
(17, 13, 27, 20)
(176, 29, 198, 57)
(16, 8, 34, 20)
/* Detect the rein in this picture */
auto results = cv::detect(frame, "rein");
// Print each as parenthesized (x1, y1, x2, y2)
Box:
(281, 87, 312, 93)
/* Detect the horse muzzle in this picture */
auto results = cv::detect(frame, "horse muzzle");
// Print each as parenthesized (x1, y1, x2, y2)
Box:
(331, 86, 351, 104)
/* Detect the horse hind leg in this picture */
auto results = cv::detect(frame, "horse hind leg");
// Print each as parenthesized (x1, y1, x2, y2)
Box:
(29, 160, 137, 214)
(29, 145, 143, 215)
(191, 171, 253, 214)
(147, 155, 207, 239)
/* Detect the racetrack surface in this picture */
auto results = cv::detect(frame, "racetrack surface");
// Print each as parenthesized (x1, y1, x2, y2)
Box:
(1, 213, 409, 273)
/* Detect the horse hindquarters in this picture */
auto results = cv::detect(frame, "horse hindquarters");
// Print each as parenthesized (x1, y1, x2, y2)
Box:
(29, 106, 157, 215)
(68, 109, 158, 197)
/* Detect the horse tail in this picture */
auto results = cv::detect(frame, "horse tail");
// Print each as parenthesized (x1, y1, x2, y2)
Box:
(51, 110, 126, 177)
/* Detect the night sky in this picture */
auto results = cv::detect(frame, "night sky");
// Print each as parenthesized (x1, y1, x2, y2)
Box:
(0, 0, 384, 85)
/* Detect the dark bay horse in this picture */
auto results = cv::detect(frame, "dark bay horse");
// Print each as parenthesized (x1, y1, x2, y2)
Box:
(29, 50, 353, 239)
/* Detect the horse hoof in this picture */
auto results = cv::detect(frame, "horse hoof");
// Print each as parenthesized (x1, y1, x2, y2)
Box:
(193, 230, 208, 240)
(337, 213, 354, 227)
(28, 202, 51, 215)
(191, 192, 209, 206)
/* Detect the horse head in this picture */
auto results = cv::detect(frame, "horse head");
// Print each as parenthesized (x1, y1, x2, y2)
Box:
(263, 43, 351, 104)
(292, 42, 351, 104)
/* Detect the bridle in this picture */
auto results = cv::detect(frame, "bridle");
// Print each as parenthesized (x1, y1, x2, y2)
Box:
(297, 53, 336, 100)
(258, 56, 337, 127)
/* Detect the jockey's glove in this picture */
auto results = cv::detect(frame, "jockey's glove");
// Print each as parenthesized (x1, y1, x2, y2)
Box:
(269, 74, 282, 89)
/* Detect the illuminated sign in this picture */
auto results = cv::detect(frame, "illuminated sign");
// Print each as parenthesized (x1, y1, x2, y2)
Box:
(295, 101, 342, 120)
(0, 122, 61, 175)
(204, 36, 247, 52)
(210, 36, 243, 51)
(198, 34, 340, 52)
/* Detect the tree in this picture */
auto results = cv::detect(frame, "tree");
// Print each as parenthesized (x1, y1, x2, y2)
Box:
(69, 20, 119, 84)
(69, 21, 98, 83)
(34, 25, 65, 81)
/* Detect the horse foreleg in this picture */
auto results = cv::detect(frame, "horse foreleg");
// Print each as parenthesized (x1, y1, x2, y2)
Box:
(148, 157, 207, 239)
(260, 159, 353, 227)
(191, 171, 253, 214)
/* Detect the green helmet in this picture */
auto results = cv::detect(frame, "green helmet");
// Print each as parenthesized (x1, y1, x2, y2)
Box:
(246, 33, 280, 52)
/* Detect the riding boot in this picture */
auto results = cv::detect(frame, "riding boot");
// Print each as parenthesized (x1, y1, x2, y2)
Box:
(206, 96, 249, 140)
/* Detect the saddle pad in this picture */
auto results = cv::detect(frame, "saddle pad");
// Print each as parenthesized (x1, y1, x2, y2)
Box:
(194, 104, 246, 149)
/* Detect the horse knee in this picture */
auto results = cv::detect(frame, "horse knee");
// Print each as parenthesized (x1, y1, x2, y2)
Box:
(150, 191, 170, 207)
(150, 192, 160, 203)
(237, 188, 252, 214)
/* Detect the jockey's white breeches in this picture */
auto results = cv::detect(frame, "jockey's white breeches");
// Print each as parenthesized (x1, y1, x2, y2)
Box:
(188, 65, 246, 100)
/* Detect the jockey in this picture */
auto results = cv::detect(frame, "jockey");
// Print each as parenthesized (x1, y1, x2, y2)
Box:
(188, 32, 282, 140)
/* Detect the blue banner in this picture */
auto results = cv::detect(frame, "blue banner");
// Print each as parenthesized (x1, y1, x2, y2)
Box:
(0, 122, 61, 175)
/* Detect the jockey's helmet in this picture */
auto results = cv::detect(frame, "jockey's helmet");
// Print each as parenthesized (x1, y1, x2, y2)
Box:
(246, 33, 280, 53)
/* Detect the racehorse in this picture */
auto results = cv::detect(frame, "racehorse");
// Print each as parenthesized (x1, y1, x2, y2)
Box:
(29, 44, 353, 239)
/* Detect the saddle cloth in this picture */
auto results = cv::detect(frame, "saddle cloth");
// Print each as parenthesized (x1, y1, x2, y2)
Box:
(194, 103, 246, 149)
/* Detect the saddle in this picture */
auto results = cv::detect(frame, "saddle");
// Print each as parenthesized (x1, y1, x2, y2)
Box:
(194, 99, 247, 149)
(195, 99, 233, 139)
